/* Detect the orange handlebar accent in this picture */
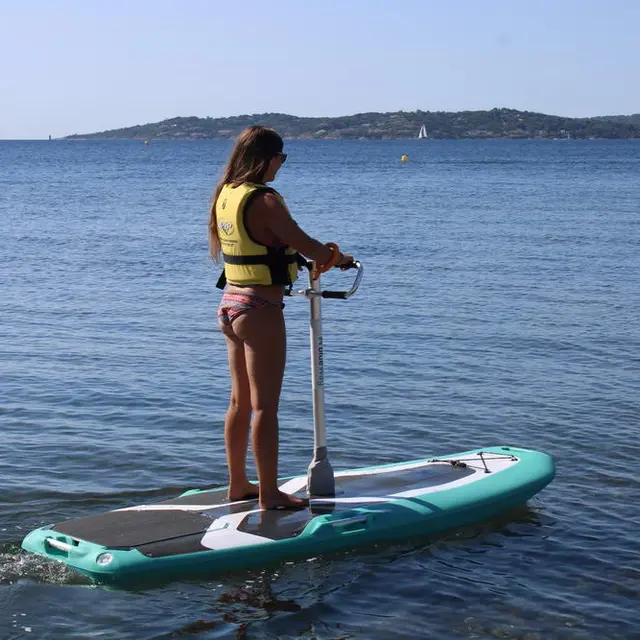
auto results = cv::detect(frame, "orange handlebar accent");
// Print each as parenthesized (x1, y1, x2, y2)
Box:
(312, 242, 342, 280)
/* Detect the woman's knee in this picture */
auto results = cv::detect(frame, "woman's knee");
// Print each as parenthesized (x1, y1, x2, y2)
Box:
(228, 393, 251, 416)
(250, 403, 279, 422)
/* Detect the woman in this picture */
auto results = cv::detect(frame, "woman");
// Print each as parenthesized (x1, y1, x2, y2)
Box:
(209, 126, 352, 510)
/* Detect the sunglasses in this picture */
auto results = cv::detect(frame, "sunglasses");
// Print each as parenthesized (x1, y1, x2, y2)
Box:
(277, 152, 287, 164)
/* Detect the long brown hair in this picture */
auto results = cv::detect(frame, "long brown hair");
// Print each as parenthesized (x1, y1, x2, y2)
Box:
(208, 126, 284, 261)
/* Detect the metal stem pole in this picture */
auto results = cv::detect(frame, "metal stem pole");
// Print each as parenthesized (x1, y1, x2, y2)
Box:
(307, 267, 335, 496)
(286, 261, 362, 497)
(309, 269, 326, 450)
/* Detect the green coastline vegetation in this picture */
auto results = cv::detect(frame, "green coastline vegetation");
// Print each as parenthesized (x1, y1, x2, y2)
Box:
(64, 108, 640, 140)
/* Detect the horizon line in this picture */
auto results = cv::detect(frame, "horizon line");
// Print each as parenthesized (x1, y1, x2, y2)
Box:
(2, 106, 638, 140)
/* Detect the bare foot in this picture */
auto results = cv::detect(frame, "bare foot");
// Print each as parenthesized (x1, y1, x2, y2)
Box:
(228, 481, 259, 502)
(260, 490, 309, 510)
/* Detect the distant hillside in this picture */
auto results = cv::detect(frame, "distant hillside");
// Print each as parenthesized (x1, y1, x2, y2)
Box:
(595, 113, 640, 126)
(64, 108, 640, 140)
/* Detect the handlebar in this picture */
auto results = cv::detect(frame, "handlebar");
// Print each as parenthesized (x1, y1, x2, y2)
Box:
(287, 261, 363, 300)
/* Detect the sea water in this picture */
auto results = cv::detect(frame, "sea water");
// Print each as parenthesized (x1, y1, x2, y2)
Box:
(1, 139, 638, 638)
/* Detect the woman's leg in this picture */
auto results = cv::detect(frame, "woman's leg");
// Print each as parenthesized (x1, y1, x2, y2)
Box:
(221, 323, 258, 500)
(233, 305, 308, 509)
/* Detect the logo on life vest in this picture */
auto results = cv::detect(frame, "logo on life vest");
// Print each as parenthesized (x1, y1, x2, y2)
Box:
(219, 221, 234, 235)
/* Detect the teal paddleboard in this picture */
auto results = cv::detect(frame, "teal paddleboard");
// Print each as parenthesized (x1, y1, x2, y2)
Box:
(21, 445, 554, 584)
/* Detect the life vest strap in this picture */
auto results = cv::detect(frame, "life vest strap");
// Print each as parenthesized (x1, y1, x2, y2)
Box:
(216, 271, 227, 290)
(222, 252, 299, 266)
(216, 252, 307, 290)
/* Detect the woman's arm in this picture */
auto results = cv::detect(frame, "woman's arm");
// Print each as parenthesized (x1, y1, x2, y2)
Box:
(248, 192, 335, 264)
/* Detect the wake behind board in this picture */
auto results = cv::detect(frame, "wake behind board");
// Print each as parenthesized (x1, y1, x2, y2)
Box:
(22, 446, 555, 584)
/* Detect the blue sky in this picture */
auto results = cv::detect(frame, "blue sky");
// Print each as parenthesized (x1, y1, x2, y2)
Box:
(1, 0, 638, 138)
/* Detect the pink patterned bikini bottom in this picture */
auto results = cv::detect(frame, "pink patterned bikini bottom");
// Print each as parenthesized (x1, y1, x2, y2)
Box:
(217, 290, 284, 326)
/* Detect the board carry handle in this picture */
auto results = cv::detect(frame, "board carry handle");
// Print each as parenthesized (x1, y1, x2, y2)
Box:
(328, 514, 369, 529)
(45, 537, 74, 553)
(287, 261, 363, 300)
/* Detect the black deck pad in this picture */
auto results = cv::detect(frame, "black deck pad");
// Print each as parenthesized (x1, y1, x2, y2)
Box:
(53, 509, 213, 548)
(161, 487, 231, 507)
(51, 462, 476, 555)
(237, 507, 323, 541)
(164, 462, 474, 510)
(329, 463, 474, 497)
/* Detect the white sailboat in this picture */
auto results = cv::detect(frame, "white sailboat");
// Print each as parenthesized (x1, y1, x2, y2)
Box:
(418, 124, 428, 139)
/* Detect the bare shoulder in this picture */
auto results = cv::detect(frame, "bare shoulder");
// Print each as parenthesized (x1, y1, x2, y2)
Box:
(247, 190, 290, 220)
(244, 190, 292, 244)
(262, 191, 289, 214)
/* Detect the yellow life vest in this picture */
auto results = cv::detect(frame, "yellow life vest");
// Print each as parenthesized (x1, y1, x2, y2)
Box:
(215, 182, 300, 287)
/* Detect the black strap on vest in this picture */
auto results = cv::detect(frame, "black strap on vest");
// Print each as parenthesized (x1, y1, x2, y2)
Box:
(222, 253, 299, 265)
(216, 251, 307, 289)
(216, 270, 227, 290)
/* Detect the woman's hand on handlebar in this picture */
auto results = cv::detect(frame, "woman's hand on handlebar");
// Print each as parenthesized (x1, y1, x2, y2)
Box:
(337, 252, 354, 269)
